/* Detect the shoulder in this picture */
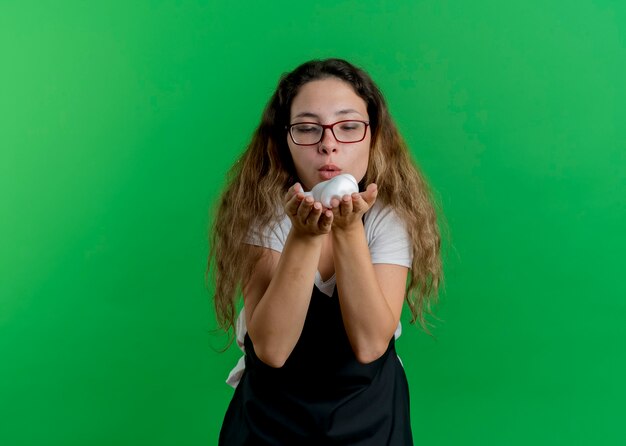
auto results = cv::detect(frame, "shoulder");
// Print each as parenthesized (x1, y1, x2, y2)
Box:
(363, 201, 413, 267)
(245, 212, 292, 252)
(363, 201, 407, 237)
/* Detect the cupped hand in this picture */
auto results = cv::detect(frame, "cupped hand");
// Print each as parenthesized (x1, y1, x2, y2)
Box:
(285, 183, 333, 236)
(329, 183, 378, 232)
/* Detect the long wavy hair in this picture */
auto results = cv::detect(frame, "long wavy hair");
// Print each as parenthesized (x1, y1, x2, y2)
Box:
(207, 58, 443, 341)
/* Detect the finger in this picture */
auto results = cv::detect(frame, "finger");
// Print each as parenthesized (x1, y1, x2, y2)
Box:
(361, 183, 378, 206)
(339, 194, 353, 216)
(285, 190, 304, 216)
(285, 183, 302, 201)
(319, 208, 333, 232)
(305, 201, 323, 225)
(351, 192, 368, 213)
(297, 195, 315, 221)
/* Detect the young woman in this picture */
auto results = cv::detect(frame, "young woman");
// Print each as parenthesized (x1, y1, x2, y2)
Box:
(209, 58, 443, 445)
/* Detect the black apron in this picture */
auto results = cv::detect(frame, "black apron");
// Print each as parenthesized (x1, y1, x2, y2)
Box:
(219, 285, 413, 445)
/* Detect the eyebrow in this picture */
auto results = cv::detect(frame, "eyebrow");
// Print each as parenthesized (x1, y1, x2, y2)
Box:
(292, 109, 364, 119)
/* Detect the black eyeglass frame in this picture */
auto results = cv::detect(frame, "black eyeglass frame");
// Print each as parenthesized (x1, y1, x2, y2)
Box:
(285, 120, 370, 146)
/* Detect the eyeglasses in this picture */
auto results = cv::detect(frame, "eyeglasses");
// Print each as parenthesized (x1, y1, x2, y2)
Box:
(286, 120, 370, 146)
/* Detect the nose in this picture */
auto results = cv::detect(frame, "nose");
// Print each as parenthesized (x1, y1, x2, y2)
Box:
(318, 128, 338, 154)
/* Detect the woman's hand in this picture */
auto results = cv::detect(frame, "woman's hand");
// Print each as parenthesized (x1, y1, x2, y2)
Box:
(285, 183, 334, 237)
(330, 183, 378, 232)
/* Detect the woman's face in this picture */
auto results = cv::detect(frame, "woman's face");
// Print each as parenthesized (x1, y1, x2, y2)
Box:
(287, 77, 371, 191)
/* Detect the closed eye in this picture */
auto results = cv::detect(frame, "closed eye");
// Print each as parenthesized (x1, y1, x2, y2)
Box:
(292, 124, 321, 133)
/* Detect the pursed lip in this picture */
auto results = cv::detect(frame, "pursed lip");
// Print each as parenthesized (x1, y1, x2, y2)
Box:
(318, 164, 341, 172)
(318, 164, 342, 180)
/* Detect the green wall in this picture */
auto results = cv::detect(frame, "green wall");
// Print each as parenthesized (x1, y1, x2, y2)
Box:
(1, 1, 624, 444)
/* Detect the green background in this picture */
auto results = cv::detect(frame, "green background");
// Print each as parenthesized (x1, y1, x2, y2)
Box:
(1, 0, 624, 445)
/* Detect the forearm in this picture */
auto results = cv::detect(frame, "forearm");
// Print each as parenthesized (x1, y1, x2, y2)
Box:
(247, 231, 322, 367)
(333, 225, 399, 363)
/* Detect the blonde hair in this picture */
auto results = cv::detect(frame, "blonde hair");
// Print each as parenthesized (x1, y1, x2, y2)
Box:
(207, 58, 443, 340)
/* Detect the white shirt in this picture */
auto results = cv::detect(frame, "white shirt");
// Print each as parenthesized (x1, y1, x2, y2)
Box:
(226, 201, 413, 388)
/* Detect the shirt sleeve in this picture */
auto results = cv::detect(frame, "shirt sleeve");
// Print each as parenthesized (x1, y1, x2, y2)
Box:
(244, 215, 292, 253)
(363, 202, 413, 268)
